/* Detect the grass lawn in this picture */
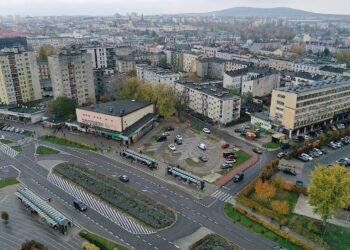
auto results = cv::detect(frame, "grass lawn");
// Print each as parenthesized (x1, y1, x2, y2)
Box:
(0, 178, 19, 188)
(24, 131, 33, 137)
(185, 157, 204, 167)
(218, 150, 251, 176)
(191, 124, 203, 134)
(11, 145, 22, 152)
(0, 139, 13, 144)
(263, 142, 280, 149)
(224, 204, 304, 250)
(190, 233, 242, 250)
(289, 214, 350, 250)
(79, 230, 129, 250)
(36, 145, 59, 155)
(165, 149, 181, 157)
(143, 151, 156, 158)
(39, 135, 96, 151)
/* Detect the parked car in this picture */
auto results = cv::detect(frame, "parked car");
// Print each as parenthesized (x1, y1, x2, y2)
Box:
(176, 135, 183, 141)
(156, 136, 167, 142)
(253, 147, 262, 154)
(168, 144, 177, 151)
(223, 151, 235, 158)
(273, 246, 288, 250)
(234, 128, 245, 133)
(199, 155, 208, 162)
(220, 163, 233, 169)
(119, 175, 129, 182)
(303, 134, 311, 140)
(221, 143, 229, 149)
(225, 159, 236, 164)
(277, 152, 288, 158)
(174, 138, 182, 145)
(297, 154, 309, 162)
(233, 172, 244, 182)
(73, 200, 87, 212)
(165, 126, 174, 132)
(327, 141, 338, 149)
(161, 132, 170, 137)
(341, 137, 350, 145)
(227, 154, 236, 161)
(283, 168, 297, 176)
(197, 143, 207, 150)
(202, 127, 211, 134)
(335, 141, 343, 148)
(295, 180, 304, 186)
(15, 128, 20, 133)
(336, 158, 350, 167)
(300, 153, 313, 161)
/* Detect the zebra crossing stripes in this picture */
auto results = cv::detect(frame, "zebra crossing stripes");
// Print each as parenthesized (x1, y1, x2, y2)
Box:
(210, 190, 233, 202)
(0, 143, 19, 158)
(47, 172, 154, 235)
(17, 137, 34, 146)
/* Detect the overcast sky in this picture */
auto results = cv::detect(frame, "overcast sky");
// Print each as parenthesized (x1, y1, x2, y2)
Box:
(0, 0, 349, 16)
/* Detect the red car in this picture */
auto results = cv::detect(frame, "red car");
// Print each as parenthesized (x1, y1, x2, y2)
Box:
(227, 154, 237, 160)
(221, 143, 229, 149)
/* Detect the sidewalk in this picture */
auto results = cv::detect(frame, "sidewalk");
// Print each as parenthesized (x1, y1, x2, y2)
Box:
(231, 200, 323, 250)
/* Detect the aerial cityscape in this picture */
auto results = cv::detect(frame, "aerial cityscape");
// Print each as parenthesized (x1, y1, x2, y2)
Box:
(1, 1, 350, 250)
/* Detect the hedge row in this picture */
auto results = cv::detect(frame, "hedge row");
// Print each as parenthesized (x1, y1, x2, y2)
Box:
(233, 205, 319, 250)
(54, 163, 175, 229)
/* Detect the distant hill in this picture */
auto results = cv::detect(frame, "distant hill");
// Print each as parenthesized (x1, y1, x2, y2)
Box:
(187, 7, 349, 18)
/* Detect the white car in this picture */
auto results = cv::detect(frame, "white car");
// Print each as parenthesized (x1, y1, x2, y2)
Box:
(168, 144, 176, 151)
(202, 128, 211, 134)
(197, 143, 207, 150)
(176, 135, 183, 141)
(301, 153, 313, 161)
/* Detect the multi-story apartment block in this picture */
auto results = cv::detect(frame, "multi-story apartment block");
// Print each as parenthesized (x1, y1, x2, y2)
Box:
(37, 60, 52, 97)
(27, 36, 77, 51)
(197, 58, 252, 80)
(48, 48, 96, 106)
(0, 30, 27, 50)
(164, 49, 181, 71)
(0, 48, 42, 104)
(181, 52, 199, 73)
(85, 46, 115, 70)
(269, 78, 350, 137)
(223, 67, 280, 97)
(116, 56, 136, 73)
(173, 80, 241, 124)
(203, 46, 220, 58)
(136, 64, 180, 85)
(319, 66, 350, 77)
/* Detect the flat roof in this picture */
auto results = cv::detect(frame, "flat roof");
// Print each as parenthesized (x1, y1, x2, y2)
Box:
(278, 78, 350, 94)
(175, 80, 240, 101)
(78, 100, 153, 117)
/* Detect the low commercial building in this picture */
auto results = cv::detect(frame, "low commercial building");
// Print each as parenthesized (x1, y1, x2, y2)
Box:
(269, 78, 350, 137)
(173, 80, 241, 124)
(250, 112, 273, 131)
(223, 67, 279, 97)
(76, 100, 156, 144)
(136, 64, 180, 85)
(0, 105, 45, 124)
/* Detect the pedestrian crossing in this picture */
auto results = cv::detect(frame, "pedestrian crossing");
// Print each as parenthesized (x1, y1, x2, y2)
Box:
(47, 172, 154, 235)
(0, 143, 19, 158)
(17, 137, 34, 146)
(210, 189, 233, 202)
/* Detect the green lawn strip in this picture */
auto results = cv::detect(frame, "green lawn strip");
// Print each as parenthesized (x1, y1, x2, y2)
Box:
(143, 150, 156, 158)
(289, 214, 350, 250)
(11, 145, 22, 152)
(79, 230, 129, 250)
(185, 157, 204, 167)
(263, 142, 280, 149)
(0, 178, 19, 188)
(165, 149, 181, 157)
(235, 150, 251, 167)
(39, 135, 96, 151)
(36, 146, 60, 155)
(190, 233, 242, 250)
(24, 131, 33, 137)
(54, 163, 175, 229)
(0, 139, 13, 144)
(224, 204, 304, 250)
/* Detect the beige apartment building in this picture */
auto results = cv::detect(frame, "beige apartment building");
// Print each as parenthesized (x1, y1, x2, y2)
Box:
(173, 80, 241, 124)
(48, 48, 96, 106)
(76, 100, 156, 144)
(0, 48, 42, 104)
(270, 78, 350, 137)
(181, 52, 199, 73)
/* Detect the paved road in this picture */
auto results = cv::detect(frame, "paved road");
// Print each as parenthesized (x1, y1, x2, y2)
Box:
(0, 122, 278, 250)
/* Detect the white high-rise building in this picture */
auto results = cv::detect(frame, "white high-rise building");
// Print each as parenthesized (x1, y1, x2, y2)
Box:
(48, 48, 96, 106)
(0, 48, 42, 104)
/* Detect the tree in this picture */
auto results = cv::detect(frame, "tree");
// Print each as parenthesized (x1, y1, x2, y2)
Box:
(335, 49, 350, 67)
(82, 241, 100, 250)
(159, 57, 168, 69)
(171, 87, 189, 117)
(332, 129, 340, 141)
(254, 179, 276, 201)
(21, 240, 48, 250)
(273, 175, 283, 189)
(152, 84, 176, 117)
(188, 72, 200, 82)
(99, 95, 111, 103)
(118, 77, 142, 100)
(308, 164, 350, 224)
(319, 132, 328, 146)
(125, 68, 136, 79)
(51, 97, 77, 121)
(1, 211, 9, 223)
(271, 200, 289, 215)
(242, 91, 253, 104)
(281, 180, 295, 191)
(323, 48, 330, 57)
(290, 44, 304, 56)
(37, 44, 58, 60)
